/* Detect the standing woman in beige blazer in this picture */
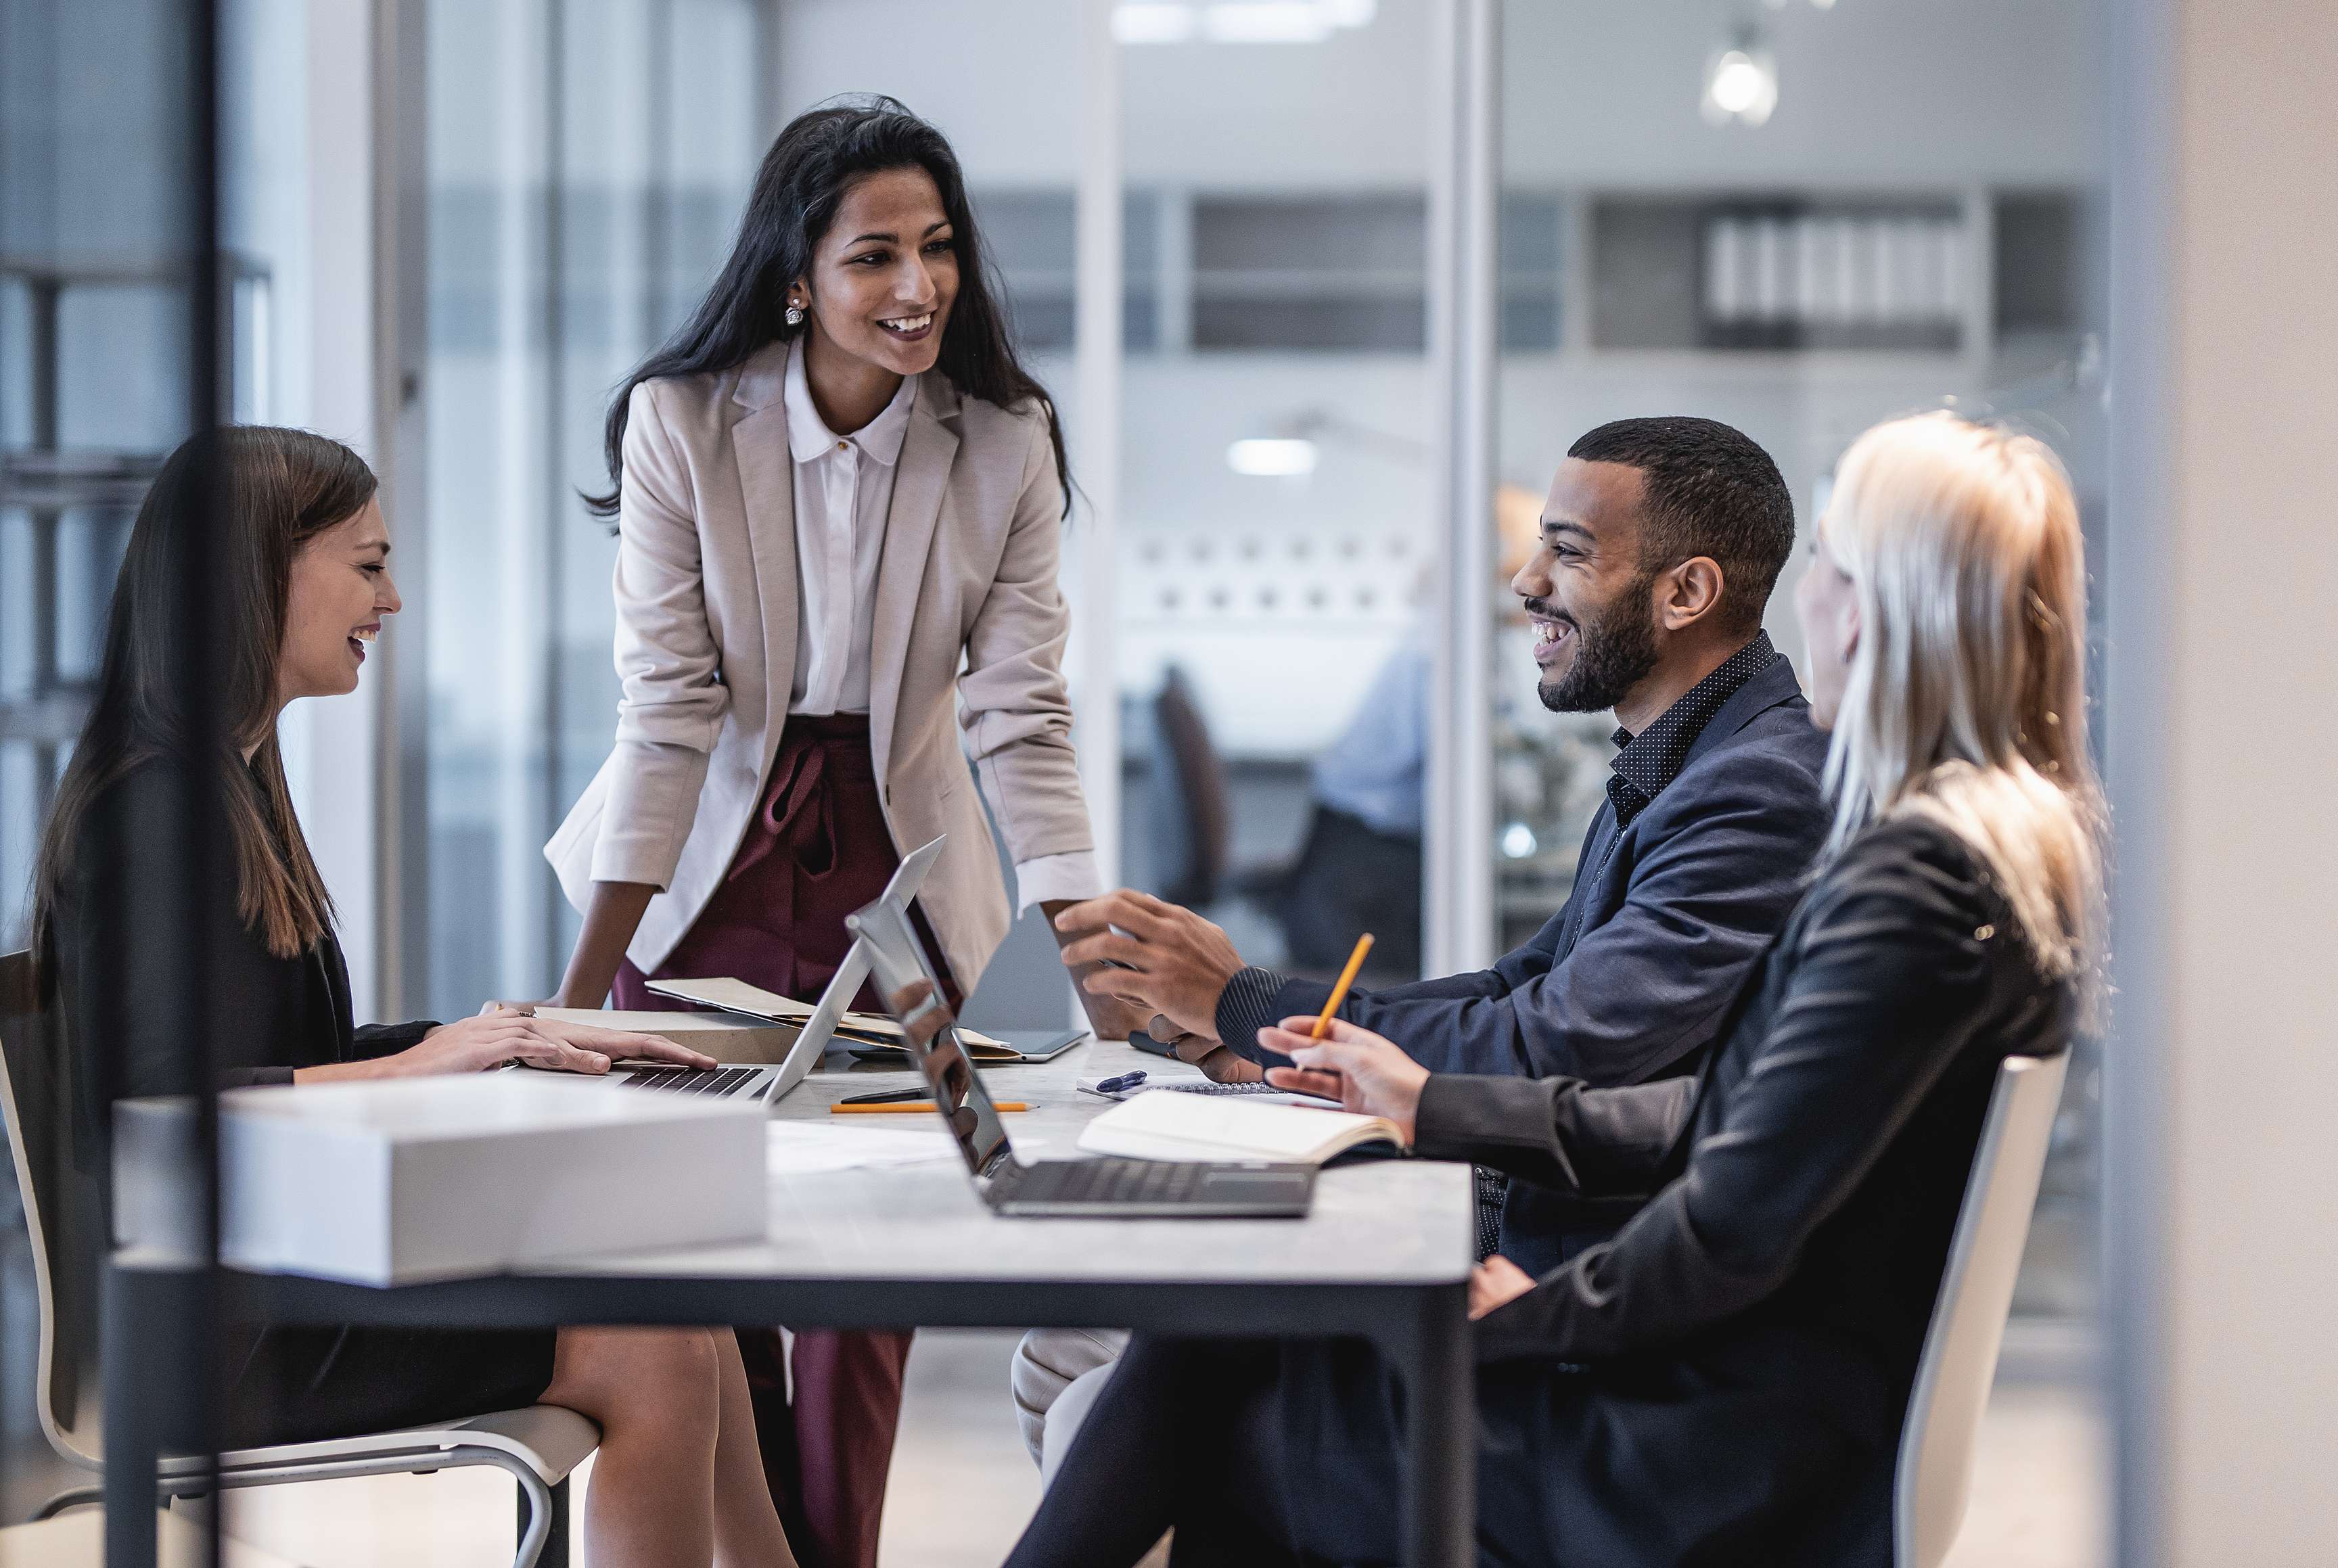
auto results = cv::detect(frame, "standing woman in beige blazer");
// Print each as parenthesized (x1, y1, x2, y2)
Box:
(543, 97, 1126, 1568)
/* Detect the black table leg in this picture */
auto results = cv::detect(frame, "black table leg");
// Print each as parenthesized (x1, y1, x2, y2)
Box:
(1388, 1282, 1475, 1568)
(104, 1255, 208, 1568)
(530, 1475, 572, 1567)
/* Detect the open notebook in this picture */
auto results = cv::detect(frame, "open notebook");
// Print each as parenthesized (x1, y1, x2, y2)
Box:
(1075, 1088, 1404, 1166)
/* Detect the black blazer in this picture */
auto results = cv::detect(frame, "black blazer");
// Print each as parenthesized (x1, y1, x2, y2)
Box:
(48, 759, 430, 1183)
(44, 758, 558, 1450)
(1226, 654, 1833, 1272)
(1394, 815, 2075, 1565)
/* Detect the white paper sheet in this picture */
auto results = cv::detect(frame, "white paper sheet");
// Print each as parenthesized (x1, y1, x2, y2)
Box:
(765, 1121, 958, 1176)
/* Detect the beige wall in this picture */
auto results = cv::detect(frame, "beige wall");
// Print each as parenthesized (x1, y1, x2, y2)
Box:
(2113, 0, 2338, 1561)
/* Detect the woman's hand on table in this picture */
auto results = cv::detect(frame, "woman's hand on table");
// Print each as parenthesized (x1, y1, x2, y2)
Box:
(509, 1010, 716, 1071)
(1468, 1255, 1536, 1320)
(1256, 1016, 1429, 1144)
(294, 1004, 714, 1082)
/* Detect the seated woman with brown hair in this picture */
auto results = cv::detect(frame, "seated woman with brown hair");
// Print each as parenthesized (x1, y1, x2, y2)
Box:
(32, 425, 798, 1568)
(1004, 412, 2105, 1567)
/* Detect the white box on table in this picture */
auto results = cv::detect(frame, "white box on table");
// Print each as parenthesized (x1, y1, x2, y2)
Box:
(205, 1074, 765, 1286)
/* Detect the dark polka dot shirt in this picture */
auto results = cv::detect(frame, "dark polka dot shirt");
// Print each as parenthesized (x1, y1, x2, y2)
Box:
(1605, 631, 1779, 831)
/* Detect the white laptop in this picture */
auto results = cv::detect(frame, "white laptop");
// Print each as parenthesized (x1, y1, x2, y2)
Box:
(543, 837, 946, 1109)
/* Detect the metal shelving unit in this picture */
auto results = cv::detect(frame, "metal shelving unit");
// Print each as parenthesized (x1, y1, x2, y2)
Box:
(0, 255, 265, 941)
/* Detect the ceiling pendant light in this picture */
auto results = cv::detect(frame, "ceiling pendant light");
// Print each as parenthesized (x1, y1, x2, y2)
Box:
(1702, 33, 1779, 127)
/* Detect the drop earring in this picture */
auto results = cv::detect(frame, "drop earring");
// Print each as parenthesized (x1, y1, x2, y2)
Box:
(785, 300, 805, 327)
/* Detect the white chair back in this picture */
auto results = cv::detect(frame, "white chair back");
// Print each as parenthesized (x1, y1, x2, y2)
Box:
(1894, 1051, 2069, 1568)
(1, 948, 104, 1468)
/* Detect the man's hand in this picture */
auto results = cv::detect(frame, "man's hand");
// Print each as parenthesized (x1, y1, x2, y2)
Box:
(1172, 1035, 1264, 1083)
(1076, 990, 1155, 1043)
(1052, 890, 1244, 1042)
(1468, 1255, 1536, 1320)
(1042, 900, 1153, 1042)
(1258, 1016, 1430, 1143)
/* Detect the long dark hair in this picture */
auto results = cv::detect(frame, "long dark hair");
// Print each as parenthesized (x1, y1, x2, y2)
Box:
(32, 426, 372, 965)
(587, 95, 1068, 517)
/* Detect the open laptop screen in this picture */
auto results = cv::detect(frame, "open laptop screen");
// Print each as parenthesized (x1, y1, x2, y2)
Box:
(844, 896, 1012, 1179)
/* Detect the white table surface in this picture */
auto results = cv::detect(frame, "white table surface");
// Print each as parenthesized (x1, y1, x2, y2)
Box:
(522, 1037, 1475, 1289)
(166, 1040, 1482, 1568)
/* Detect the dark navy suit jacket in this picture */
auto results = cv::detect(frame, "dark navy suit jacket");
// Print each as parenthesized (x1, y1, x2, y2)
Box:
(1220, 654, 1833, 1272)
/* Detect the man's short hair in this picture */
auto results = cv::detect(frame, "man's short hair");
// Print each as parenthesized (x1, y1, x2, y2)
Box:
(1567, 416, 1795, 631)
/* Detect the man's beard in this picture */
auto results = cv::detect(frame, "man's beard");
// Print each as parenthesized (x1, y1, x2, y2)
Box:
(1537, 574, 1661, 715)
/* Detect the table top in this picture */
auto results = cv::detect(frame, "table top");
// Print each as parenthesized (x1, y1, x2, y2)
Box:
(523, 1036, 1475, 1291)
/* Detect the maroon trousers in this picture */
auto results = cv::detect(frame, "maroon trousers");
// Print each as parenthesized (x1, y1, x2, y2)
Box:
(615, 714, 959, 1568)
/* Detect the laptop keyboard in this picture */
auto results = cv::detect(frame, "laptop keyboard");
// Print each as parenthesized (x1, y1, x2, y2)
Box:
(1007, 1157, 1210, 1205)
(614, 1065, 763, 1098)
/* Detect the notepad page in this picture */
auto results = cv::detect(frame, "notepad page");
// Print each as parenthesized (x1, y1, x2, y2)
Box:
(1082, 1088, 1390, 1161)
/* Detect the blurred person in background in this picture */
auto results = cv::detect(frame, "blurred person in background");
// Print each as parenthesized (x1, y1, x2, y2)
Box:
(1261, 632, 1428, 984)
(1260, 484, 1544, 984)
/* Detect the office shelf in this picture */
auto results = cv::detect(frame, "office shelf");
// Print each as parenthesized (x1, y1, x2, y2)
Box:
(0, 254, 262, 940)
(0, 688, 96, 747)
(974, 183, 2084, 363)
(1, 450, 168, 511)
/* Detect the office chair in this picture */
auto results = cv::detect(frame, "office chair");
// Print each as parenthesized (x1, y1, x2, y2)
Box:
(1149, 666, 1233, 909)
(0, 949, 596, 1568)
(1894, 1051, 2070, 1568)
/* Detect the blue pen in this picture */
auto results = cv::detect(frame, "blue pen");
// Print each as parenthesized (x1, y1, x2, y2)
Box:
(1095, 1069, 1148, 1094)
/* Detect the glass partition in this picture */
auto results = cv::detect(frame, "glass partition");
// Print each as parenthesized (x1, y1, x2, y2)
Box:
(418, 0, 762, 1017)
(1492, 0, 2109, 1314)
(1114, 1, 1438, 989)
(2, 0, 222, 1516)
(0, 4, 219, 954)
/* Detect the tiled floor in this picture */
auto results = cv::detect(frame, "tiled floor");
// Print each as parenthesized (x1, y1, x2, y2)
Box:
(212, 1327, 2105, 1568)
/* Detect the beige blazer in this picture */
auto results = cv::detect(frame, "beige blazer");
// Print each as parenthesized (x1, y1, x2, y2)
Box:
(545, 340, 1093, 990)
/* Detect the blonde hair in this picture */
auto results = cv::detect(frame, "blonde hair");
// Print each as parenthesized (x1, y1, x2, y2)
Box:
(1818, 412, 2105, 982)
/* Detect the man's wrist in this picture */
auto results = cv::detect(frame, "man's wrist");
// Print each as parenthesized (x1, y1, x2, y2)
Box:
(1212, 966, 1290, 1059)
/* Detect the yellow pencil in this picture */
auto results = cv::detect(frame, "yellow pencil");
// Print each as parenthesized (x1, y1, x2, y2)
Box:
(830, 1101, 1030, 1114)
(1310, 933, 1375, 1040)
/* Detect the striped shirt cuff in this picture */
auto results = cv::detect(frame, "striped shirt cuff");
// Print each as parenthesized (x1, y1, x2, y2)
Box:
(1213, 965, 1290, 1058)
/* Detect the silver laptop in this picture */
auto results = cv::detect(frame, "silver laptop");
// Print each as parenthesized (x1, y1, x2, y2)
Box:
(844, 879, 1316, 1218)
(599, 837, 946, 1108)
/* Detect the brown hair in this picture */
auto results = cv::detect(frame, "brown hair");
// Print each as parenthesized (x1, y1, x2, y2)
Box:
(32, 426, 377, 963)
